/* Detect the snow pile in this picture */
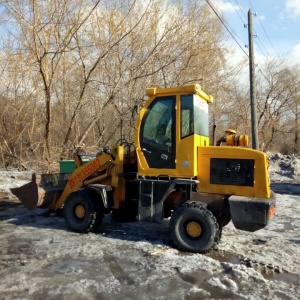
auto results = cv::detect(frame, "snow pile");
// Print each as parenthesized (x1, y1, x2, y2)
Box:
(0, 170, 32, 195)
(267, 152, 300, 182)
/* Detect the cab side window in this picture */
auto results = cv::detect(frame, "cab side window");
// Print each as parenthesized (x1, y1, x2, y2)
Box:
(181, 95, 194, 139)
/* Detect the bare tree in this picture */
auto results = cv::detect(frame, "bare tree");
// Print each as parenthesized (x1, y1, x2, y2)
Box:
(0, 0, 257, 169)
(256, 59, 299, 151)
(2, 0, 101, 164)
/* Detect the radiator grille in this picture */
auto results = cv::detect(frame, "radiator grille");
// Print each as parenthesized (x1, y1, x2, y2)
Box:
(210, 158, 254, 186)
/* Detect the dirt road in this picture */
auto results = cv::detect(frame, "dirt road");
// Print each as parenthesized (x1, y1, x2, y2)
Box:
(0, 172, 299, 299)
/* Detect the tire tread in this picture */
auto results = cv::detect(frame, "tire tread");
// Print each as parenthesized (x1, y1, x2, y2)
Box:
(170, 201, 220, 253)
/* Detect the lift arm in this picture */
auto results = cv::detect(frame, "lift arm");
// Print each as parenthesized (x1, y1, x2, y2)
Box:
(50, 153, 113, 210)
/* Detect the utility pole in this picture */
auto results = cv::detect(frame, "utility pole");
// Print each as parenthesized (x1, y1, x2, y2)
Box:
(248, 9, 259, 150)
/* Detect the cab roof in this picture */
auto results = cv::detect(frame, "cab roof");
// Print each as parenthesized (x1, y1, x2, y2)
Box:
(146, 84, 213, 103)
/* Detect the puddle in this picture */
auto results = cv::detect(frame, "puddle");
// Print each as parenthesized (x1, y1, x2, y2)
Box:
(274, 273, 300, 285)
(282, 222, 295, 231)
(205, 250, 241, 265)
(272, 221, 295, 232)
(265, 272, 300, 285)
(271, 182, 300, 195)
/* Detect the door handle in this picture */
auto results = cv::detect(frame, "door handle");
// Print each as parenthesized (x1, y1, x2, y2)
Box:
(142, 148, 152, 153)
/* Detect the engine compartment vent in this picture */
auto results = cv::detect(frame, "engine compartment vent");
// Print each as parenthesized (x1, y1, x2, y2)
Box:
(210, 158, 254, 186)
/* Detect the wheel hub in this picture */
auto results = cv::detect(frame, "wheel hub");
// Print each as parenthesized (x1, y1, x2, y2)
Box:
(186, 221, 202, 238)
(75, 204, 86, 219)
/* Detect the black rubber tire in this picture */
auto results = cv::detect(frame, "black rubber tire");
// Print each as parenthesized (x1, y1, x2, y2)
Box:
(170, 201, 220, 253)
(63, 190, 103, 233)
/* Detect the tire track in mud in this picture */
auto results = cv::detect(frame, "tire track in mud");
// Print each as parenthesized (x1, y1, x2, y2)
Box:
(103, 254, 135, 285)
(205, 250, 300, 286)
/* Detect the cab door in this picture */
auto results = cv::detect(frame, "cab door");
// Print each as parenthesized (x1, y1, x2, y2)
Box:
(140, 96, 176, 169)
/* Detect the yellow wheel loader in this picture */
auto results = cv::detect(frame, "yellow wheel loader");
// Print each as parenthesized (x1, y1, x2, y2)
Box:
(11, 84, 276, 253)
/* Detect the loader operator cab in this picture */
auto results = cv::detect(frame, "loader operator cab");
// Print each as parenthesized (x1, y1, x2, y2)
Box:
(136, 84, 213, 178)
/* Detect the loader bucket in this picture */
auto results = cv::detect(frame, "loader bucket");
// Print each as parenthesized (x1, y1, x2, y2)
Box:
(10, 173, 69, 210)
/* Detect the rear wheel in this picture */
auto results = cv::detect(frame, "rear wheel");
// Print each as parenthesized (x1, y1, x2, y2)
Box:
(170, 201, 220, 253)
(63, 190, 103, 233)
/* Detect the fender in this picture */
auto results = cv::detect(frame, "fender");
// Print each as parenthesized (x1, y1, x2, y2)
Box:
(86, 184, 113, 209)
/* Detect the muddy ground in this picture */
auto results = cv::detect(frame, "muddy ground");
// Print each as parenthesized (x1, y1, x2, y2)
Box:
(0, 168, 300, 299)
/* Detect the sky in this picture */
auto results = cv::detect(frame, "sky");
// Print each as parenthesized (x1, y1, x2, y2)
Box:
(211, 0, 300, 66)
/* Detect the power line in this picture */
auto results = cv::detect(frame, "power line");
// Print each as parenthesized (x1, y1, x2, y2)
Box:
(248, 0, 281, 58)
(205, 0, 280, 109)
(254, 42, 267, 57)
(205, 0, 249, 58)
(228, 0, 247, 24)
(229, 0, 269, 58)
(254, 34, 270, 57)
(234, 0, 247, 20)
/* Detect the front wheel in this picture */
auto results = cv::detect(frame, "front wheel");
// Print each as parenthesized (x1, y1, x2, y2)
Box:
(63, 190, 103, 233)
(170, 201, 220, 253)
